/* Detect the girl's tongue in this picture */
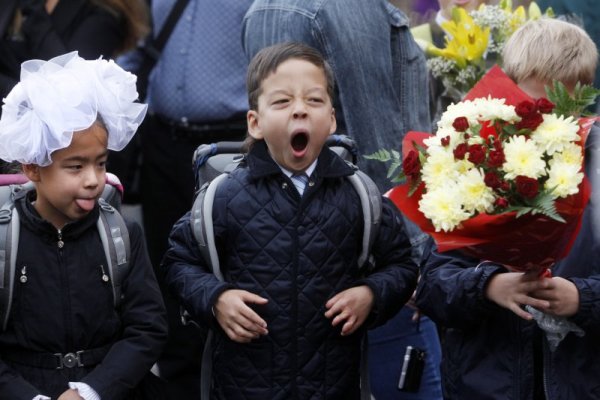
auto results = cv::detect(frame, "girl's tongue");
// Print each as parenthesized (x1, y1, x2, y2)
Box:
(75, 198, 96, 212)
(291, 132, 309, 157)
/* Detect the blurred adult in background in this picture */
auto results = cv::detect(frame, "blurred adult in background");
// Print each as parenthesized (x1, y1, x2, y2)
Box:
(117, 1, 254, 397)
(0, 0, 149, 103)
(242, 1, 443, 399)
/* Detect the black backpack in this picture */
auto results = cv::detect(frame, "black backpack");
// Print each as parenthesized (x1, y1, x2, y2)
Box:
(188, 134, 380, 400)
(0, 173, 130, 330)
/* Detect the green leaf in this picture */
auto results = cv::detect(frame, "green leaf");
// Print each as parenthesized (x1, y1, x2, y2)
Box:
(546, 80, 600, 118)
(365, 149, 393, 162)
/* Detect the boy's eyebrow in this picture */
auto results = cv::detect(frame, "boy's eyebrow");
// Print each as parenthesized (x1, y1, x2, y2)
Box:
(266, 87, 327, 96)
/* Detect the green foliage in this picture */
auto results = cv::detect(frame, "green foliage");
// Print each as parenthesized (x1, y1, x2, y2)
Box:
(505, 190, 565, 223)
(365, 149, 405, 183)
(546, 81, 600, 118)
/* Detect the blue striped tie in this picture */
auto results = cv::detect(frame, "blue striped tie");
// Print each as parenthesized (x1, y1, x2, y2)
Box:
(291, 173, 309, 196)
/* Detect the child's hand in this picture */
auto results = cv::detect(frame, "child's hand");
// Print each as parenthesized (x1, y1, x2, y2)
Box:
(485, 271, 551, 320)
(214, 289, 269, 343)
(57, 389, 84, 400)
(530, 277, 580, 317)
(325, 285, 374, 336)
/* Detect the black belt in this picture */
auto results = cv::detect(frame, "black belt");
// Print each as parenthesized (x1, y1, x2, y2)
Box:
(2, 344, 111, 370)
(154, 114, 247, 143)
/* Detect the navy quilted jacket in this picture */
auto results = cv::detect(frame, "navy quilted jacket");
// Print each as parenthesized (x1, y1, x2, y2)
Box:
(163, 141, 418, 399)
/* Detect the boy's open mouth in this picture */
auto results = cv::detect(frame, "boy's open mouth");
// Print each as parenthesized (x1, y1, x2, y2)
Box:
(291, 131, 309, 156)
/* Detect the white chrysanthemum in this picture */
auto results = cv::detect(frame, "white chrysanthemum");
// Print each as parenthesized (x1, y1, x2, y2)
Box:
(437, 97, 518, 131)
(549, 142, 584, 167)
(531, 114, 580, 155)
(421, 148, 457, 190)
(457, 169, 496, 213)
(502, 135, 546, 179)
(419, 185, 471, 232)
(545, 162, 584, 198)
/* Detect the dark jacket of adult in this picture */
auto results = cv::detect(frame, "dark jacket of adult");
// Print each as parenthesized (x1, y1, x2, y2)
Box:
(163, 141, 418, 400)
(0, 0, 124, 101)
(415, 127, 600, 399)
(0, 192, 168, 400)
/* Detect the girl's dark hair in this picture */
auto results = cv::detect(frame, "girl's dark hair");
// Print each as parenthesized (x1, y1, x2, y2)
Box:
(246, 42, 335, 111)
(91, 0, 150, 56)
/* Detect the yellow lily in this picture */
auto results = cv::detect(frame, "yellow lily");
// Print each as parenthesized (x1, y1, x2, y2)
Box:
(439, 8, 489, 68)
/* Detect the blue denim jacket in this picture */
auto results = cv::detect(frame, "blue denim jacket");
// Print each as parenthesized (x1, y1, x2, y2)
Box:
(242, 0, 432, 260)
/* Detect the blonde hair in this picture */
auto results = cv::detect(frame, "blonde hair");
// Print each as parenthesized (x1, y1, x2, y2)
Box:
(502, 18, 598, 86)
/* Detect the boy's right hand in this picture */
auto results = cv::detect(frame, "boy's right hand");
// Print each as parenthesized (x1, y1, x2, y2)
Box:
(214, 289, 269, 343)
(485, 271, 551, 320)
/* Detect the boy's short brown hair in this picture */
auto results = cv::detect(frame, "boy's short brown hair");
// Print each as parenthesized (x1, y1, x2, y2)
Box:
(246, 42, 335, 111)
(502, 18, 598, 87)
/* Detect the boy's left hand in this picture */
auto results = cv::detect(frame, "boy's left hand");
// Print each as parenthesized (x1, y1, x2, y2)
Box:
(530, 276, 580, 317)
(325, 285, 374, 336)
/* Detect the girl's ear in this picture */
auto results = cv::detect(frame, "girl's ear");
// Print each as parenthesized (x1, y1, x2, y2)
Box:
(247, 109, 264, 140)
(22, 164, 41, 182)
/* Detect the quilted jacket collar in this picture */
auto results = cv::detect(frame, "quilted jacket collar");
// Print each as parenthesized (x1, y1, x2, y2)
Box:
(247, 140, 355, 180)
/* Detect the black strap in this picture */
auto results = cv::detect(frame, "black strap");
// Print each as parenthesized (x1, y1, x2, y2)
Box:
(136, 0, 190, 100)
(2, 344, 111, 369)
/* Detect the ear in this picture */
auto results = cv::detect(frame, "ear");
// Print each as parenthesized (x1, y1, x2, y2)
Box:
(22, 164, 41, 182)
(329, 108, 337, 134)
(247, 109, 264, 140)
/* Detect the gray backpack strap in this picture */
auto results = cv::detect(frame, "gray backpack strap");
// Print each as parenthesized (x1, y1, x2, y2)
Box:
(191, 173, 228, 281)
(346, 169, 381, 400)
(0, 183, 33, 331)
(97, 198, 130, 308)
(0, 203, 19, 331)
(190, 173, 228, 400)
(346, 169, 382, 271)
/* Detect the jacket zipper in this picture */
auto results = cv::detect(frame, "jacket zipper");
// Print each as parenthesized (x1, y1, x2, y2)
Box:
(57, 229, 73, 350)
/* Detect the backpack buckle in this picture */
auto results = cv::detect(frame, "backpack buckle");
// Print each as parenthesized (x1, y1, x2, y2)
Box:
(0, 209, 11, 223)
(98, 198, 114, 213)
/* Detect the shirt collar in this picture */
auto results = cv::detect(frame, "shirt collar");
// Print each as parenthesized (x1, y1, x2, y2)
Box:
(278, 159, 318, 179)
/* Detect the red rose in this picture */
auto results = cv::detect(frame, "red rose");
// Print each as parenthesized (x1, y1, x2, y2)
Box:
(515, 100, 537, 118)
(494, 197, 509, 208)
(467, 144, 486, 164)
(453, 116, 470, 132)
(453, 143, 468, 160)
(516, 112, 544, 131)
(484, 172, 501, 189)
(441, 136, 450, 146)
(516, 176, 539, 199)
(535, 98, 555, 114)
(487, 149, 505, 167)
(402, 150, 421, 177)
(500, 181, 510, 192)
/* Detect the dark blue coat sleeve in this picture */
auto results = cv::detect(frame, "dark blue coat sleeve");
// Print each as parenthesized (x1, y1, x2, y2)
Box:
(162, 212, 234, 328)
(82, 221, 168, 398)
(415, 243, 506, 329)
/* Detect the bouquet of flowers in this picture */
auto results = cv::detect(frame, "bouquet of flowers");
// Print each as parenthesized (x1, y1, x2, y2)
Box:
(369, 66, 599, 349)
(413, 0, 553, 99)
(369, 66, 598, 274)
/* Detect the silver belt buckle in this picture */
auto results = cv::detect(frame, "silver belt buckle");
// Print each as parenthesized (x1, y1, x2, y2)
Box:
(55, 351, 83, 369)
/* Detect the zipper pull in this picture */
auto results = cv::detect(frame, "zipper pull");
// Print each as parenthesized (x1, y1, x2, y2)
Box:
(57, 229, 64, 249)
(99, 264, 110, 282)
(19, 266, 27, 283)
